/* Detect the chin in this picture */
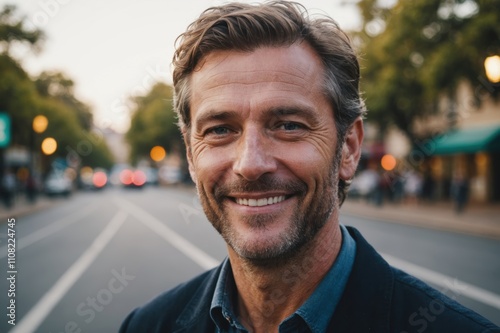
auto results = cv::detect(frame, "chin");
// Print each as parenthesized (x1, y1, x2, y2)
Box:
(227, 228, 312, 267)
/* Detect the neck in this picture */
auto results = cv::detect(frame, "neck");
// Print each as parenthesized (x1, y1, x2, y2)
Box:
(227, 217, 342, 333)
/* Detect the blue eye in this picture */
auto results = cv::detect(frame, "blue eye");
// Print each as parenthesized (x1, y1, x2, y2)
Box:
(279, 122, 302, 131)
(207, 126, 230, 135)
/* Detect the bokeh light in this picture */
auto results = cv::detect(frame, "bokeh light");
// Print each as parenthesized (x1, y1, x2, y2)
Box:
(381, 154, 397, 171)
(32, 115, 49, 134)
(484, 55, 500, 83)
(93, 171, 108, 188)
(150, 146, 166, 162)
(41, 137, 57, 155)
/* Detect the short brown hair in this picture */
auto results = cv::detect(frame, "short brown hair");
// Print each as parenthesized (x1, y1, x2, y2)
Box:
(173, 0, 366, 204)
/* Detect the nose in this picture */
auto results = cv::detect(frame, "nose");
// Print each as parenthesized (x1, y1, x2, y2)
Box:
(232, 127, 277, 181)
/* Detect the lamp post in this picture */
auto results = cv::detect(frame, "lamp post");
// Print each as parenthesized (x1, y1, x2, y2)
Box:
(31, 115, 48, 172)
(29, 115, 48, 202)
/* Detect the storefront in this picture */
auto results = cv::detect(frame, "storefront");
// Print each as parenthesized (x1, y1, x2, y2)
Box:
(430, 125, 500, 203)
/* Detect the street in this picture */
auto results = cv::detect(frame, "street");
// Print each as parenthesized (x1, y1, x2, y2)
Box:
(1, 186, 499, 332)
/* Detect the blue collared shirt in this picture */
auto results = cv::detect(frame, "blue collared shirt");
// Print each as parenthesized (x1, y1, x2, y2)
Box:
(210, 224, 356, 333)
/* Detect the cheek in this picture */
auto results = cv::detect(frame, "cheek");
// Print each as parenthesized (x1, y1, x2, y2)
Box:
(192, 146, 232, 189)
(279, 141, 335, 176)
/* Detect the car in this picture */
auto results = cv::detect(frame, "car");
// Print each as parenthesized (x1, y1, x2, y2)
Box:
(119, 168, 147, 188)
(44, 173, 72, 197)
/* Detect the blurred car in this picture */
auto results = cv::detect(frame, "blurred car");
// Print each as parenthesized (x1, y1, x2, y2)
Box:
(139, 166, 159, 185)
(92, 170, 108, 189)
(119, 168, 147, 188)
(44, 173, 72, 197)
(159, 165, 182, 185)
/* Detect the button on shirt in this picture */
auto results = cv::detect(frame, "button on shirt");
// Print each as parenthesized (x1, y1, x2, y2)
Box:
(210, 224, 357, 333)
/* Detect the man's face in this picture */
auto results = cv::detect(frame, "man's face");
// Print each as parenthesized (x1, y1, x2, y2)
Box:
(186, 43, 348, 263)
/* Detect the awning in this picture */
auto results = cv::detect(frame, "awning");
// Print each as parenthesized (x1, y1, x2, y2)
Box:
(431, 125, 500, 155)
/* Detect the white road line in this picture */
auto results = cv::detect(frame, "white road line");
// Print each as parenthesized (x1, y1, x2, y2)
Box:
(113, 196, 500, 310)
(114, 197, 220, 270)
(0, 203, 100, 259)
(382, 252, 500, 310)
(11, 210, 128, 333)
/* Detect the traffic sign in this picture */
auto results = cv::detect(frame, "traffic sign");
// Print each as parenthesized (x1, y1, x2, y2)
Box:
(0, 112, 11, 148)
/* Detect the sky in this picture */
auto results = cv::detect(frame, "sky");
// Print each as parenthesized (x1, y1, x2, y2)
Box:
(4, 0, 361, 132)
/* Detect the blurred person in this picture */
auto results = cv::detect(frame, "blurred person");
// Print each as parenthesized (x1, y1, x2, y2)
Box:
(1, 168, 16, 208)
(119, 2, 499, 332)
(26, 173, 38, 203)
(403, 169, 423, 205)
(451, 170, 470, 214)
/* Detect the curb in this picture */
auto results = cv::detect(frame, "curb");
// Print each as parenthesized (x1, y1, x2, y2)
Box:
(341, 201, 500, 240)
(0, 199, 58, 222)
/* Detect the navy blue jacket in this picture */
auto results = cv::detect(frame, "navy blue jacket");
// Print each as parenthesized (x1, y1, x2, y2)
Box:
(119, 227, 499, 332)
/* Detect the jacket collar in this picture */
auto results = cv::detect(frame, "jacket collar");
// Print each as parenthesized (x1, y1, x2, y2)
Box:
(170, 226, 394, 333)
(327, 226, 394, 332)
(172, 265, 222, 333)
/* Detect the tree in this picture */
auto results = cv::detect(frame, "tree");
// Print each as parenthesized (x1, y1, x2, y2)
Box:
(356, 0, 500, 142)
(35, 71, 93, 131)
(0, 4, 114, 171)
(0, 4, 43, 55)
(126, 82, 182, 165)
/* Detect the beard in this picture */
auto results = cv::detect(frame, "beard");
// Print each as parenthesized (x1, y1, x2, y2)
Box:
(196, 149, 341, 266)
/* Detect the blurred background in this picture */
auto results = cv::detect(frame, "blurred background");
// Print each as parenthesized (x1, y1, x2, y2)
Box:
(0, 0, 499, 332)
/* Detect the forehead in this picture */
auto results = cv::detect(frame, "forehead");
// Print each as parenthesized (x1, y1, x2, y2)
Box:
(190, 43, 328, 117)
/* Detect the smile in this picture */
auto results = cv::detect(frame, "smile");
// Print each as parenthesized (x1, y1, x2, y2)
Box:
(235, 196, 286, 207)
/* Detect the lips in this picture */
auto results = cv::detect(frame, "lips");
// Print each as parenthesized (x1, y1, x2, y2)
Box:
(235, 196, 286, 207)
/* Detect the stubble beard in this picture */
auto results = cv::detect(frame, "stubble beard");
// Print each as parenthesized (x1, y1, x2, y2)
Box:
(196, 152, 341, 267)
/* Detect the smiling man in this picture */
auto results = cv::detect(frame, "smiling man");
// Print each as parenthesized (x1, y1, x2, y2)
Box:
(119, 2, 499, 332)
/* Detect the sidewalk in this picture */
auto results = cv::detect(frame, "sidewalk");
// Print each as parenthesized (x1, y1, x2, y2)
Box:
(342, 198, 500, 240)
(0, 194, 58, 221)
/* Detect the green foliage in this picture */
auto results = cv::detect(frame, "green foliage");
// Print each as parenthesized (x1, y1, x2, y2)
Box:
(0, 54, 39, 145)
(126, 82, 182, 165)
(0, 4, 44, 54)
(0, 4, 114, 170)
(357, 0, 500, 140)
(35, 71, 93, 130)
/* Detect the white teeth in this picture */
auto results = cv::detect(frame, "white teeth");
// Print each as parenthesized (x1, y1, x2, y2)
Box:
(236, 196, 286, 207)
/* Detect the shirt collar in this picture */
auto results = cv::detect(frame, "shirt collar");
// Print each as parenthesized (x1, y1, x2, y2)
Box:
(292, 224, 356, 332)
(210, 224, 356, 332)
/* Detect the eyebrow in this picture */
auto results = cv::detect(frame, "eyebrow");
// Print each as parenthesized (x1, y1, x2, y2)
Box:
(194, 110, 239, 130)
(193, 105, 322, 129)
(268, 106, 322, 125)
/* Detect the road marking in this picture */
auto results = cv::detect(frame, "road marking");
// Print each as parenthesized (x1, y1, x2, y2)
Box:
(113, 197, 500, 310)
(382, 252, 500, 310)
(114, 197, 220, 270)
(11, 210, 128, 333)
(0, 203, 100, 259)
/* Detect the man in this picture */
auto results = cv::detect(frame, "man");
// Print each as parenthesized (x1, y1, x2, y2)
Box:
(120, 2, 499, 332)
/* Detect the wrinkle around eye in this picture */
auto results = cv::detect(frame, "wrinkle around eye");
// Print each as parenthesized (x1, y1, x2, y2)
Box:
(276, 122, 306, 131)
(198, 125, 238, 145)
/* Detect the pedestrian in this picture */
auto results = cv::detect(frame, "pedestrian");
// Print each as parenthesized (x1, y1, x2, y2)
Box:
(451, 170, 470, 213)
(119, 2, 499, 332)
(26, 173, 37, 203)
(2, 169, 16, 208)
(403, 169, 423, 205)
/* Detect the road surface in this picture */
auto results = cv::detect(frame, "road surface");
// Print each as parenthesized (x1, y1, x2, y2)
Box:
(0, 186, 499, 332)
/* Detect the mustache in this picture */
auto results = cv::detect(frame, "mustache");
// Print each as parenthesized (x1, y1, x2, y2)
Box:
(214, 175, 308, 200)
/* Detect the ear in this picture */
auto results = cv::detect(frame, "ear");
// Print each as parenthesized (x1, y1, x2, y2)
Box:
(339, 117, 364, 181)
(182, 128, 197, 183)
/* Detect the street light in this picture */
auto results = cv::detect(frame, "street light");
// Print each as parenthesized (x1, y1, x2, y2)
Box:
(33, 115, 48, 134)
(150, 146, 166, 162)
(41, 137, 57, 155)
(30, 115, 49, 171)
(28, 115, 49, 202)
(484, 55, 500, 84)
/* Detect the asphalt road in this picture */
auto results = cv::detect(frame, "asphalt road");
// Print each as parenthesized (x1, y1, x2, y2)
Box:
(0, 186, 499, 332)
